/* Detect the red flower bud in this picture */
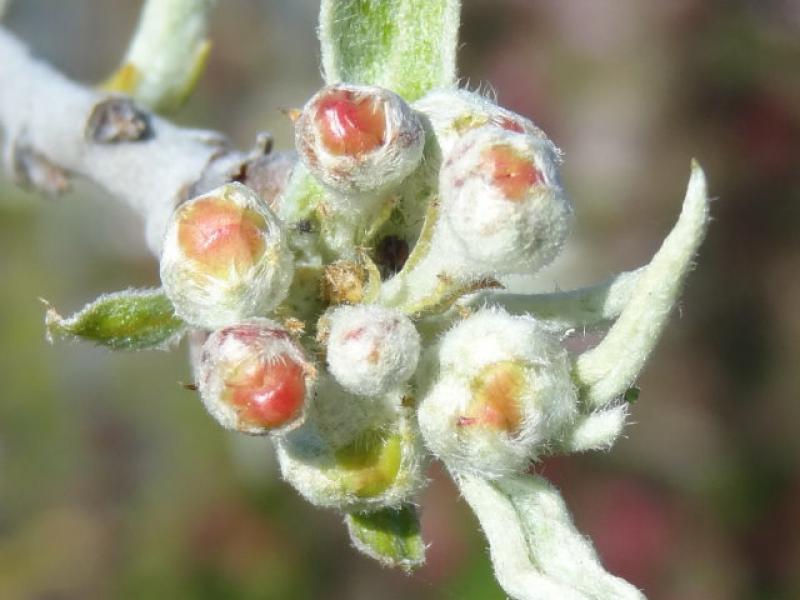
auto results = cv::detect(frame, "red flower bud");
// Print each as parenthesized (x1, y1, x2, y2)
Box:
(198, 319, 314, 434)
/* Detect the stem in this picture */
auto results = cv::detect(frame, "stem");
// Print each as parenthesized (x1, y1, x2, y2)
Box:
(0, 28, 241, 253)
(463, 268, 644, 330)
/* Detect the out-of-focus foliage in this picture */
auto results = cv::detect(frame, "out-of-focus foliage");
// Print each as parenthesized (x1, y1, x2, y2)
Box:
(1, 1, 799, 598)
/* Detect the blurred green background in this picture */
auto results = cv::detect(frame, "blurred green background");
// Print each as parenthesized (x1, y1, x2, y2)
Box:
(1, 1, 799, 598)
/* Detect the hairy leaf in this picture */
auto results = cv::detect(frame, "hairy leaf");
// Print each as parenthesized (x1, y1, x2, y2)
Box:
(45, 288, 185, 350)
(319, 0, 461, 101)
(574, 161, 711, 409)
(458, 473, 644, 600)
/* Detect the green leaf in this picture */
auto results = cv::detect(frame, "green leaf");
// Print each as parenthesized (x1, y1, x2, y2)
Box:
(345, 504, 425, 571)
(319, 0, 461, 101)
(45, 289, 185, 350)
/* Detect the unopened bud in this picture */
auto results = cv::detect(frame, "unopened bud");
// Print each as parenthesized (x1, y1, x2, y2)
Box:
(198, 319, 314, 434)
(160, 182, 294, 328)
(439, 127, 573, 275)
(418, 309, 577, 478)
(326, 305, 421, 397)
(277, 390, 426, 511)
(414, 88, 552, 157)
(295, 84, 425, 193)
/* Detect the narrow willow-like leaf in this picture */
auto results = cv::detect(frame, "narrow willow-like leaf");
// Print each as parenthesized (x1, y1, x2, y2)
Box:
(45, 289, 185, 350)
(319, 0, 461, 101)
(345, 504, 425, 571)
(574, 161, 710, 409)
(457, 473, 645, 600)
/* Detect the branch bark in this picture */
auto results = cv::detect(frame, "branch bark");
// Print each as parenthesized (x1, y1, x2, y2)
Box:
(0, 28, 244, 254)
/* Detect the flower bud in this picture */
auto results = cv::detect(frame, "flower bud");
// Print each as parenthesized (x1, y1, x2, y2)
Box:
(439, 127, 573, 275)
(418, 308, 577, 478)
(160, 182, 294, 328)
(295, 84, 425, 193)
(414, 88, 552, 157)
(325, 305, 421, 397)
(276, 381, 426, 511)
(198, 319, 314, 434)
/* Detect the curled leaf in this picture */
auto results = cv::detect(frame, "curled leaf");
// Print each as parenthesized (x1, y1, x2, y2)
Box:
(45, 288, 185, 350)
(457, 472, 644, 600)
(574, 161, 711, 409)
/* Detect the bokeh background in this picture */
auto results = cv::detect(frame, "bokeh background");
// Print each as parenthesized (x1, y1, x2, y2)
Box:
(1, 1, 799, 598)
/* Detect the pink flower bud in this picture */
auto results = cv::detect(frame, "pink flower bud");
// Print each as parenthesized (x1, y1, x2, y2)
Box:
(413, 88, 553, 157)
(160, 182, 293, 328)
(418, 309, 578, 479)
(295, 84, 424, 193)
(198, 319, 314, 434)
(439, 127, 573, 275)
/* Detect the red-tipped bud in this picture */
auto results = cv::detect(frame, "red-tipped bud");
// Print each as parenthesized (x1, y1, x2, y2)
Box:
(463, 361, 525, 432)
(198, 319, 314, 434)
(295, 84, 424, 193)
(439, 127, 573, 275)
(315, 89, 387, 156)
(160, 182, 294, 328)
(481, 144, 542, 201)
(418, 309, 579, 479)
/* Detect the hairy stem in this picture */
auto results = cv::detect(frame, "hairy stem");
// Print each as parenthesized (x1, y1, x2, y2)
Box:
(0, 28, 242, 253)
(463, 268, 643, 329)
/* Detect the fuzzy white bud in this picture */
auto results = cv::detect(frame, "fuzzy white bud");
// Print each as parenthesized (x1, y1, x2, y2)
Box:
(414, 88, 554, 158)
(438, 126, 573, 275)
(276, 380, 426, 512)
(418, 308, 578, 478)
(160, 182, 294, 328)
(325, 304, 421, 397)
(295, 84, 425, 194)
(197, 319, 315, 435)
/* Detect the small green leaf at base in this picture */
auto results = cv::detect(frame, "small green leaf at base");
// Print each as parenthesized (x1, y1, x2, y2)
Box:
(45, 288, 185, 351)
(345, 504, 425, 571)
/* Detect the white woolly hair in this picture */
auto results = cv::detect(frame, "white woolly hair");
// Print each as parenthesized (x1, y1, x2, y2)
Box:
(276, 404, 428, 513)
(160, 182, 294, 328)
(295, 83, 425, 194)
(326, 304, 421, 397)
(412, 87, 560, 159)
(439, 126, 573, 276)
(418, 308, 578, 479)
(198, 318, 313, 435)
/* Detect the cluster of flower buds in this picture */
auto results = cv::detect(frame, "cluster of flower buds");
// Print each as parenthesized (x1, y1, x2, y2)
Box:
(295, 83, 425, 195)
(198, 319, 315, 434)
(28, 4, 709, 590)
(418, 308, 577, 479)
(160, 182, 294, 328)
